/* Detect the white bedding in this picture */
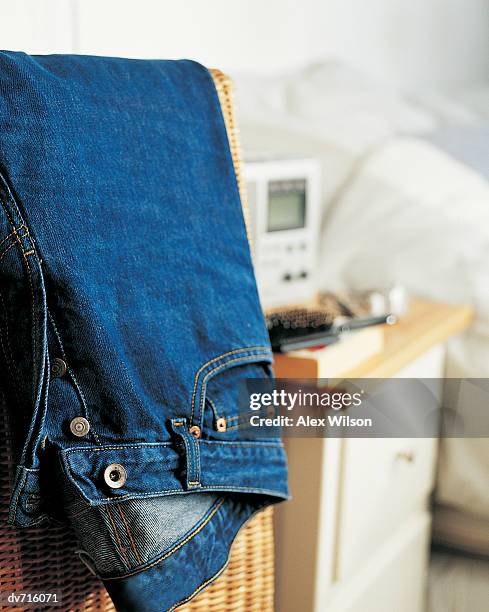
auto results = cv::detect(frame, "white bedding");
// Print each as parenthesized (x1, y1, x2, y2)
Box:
(318, 137, 489, 308)
(317, 138, 489, 533)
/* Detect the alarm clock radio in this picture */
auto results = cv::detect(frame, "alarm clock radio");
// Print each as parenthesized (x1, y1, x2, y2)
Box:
(243, 155, 321, 309)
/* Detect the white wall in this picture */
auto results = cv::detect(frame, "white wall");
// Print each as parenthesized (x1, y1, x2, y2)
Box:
(72, 0, 326, 76)
(72, 0, 489, 87)
(319, 0, 489, 87)
(0, 0, 75, 53)
(0, 0, 487, 88)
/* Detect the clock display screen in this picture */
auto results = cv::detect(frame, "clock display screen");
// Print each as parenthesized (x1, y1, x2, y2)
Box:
(267, 180, 306, 232)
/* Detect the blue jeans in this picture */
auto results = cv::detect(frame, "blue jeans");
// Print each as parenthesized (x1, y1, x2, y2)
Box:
(0, 52, 288, 611)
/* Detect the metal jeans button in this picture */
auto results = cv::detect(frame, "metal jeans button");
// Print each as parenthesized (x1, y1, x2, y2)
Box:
(104, 463, 127, 489)
(51, 357, 67, 378)
(216, 417, 227, 432)
(189, 425, 201, 439)
(70, 416, 90, 438)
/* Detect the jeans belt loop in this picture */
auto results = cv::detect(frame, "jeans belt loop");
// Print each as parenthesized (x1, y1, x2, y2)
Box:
(170, 418, 201, 490)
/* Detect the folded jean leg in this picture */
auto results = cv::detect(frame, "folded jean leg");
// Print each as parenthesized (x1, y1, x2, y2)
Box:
(0, 51, 288, 610)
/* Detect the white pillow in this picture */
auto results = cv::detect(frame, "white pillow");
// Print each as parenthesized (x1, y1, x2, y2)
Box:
(318, 137, 489, 303)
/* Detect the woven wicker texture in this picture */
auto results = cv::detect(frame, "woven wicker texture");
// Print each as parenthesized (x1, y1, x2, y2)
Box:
(0, 395, 115, 612)
(0, 69, 273, 612)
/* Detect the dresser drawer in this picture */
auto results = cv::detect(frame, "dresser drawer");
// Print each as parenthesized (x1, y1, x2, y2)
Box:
(335, 345, 443, 578)
(327, 513, 431, 612)
(336, 435, 437, 578)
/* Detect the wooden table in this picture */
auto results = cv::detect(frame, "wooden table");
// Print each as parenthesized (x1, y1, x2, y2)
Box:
(342, 299, 473, 379)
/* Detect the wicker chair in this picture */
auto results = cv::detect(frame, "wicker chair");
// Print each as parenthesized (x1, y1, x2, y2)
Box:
(0, 69, 274, 612)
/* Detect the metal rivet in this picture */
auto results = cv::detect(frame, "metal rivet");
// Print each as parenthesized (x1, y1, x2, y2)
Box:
(103, 463, 127, 489)
(51, 357, 67, 378)
(216, 417, 227, 432)
(189, 425, 201, 439)
(70, 416, 90, 438)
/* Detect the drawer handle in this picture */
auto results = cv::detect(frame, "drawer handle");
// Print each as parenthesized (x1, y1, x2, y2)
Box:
(396, 450, 415, 463)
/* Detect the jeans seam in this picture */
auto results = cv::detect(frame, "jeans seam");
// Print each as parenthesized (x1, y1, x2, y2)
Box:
(168, 562, 228, 611)
(206, 397, 221, 422)
(64, 439, 282, 454)
(47, 310, 101, 444)
(116, 503, 142, 564)
(0, 224, 26, 248)
(0, 187, 49, 470)
(0, 230, 28, 261)
(190, 346, 271, 423)
(81, 485, 285, 504)
(64, 442, 173, 454)
(0, 289, 22, 407)
(196, 353, 271, 426)
(103, 504, 130, 570)
(102, 497, 225, 581)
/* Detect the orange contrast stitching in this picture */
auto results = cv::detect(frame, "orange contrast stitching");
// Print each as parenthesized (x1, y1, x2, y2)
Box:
(0, 224, 25, 248)
(197, 354, 268, 422)
(104, 505, 130, 568)
(103, 498, 225, 581)
(117, 504, 142, 564)
(190, 346, 270, 423)
(0, 231, 27, 261)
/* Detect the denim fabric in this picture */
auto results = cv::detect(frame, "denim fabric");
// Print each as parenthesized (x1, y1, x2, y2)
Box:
(0, 51, 288, 611)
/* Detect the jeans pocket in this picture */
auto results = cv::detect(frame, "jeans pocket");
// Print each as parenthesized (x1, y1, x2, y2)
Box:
(201, 358, 274, 440)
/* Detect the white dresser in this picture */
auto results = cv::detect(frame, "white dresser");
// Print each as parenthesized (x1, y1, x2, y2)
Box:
(274, 301, 473, 612)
